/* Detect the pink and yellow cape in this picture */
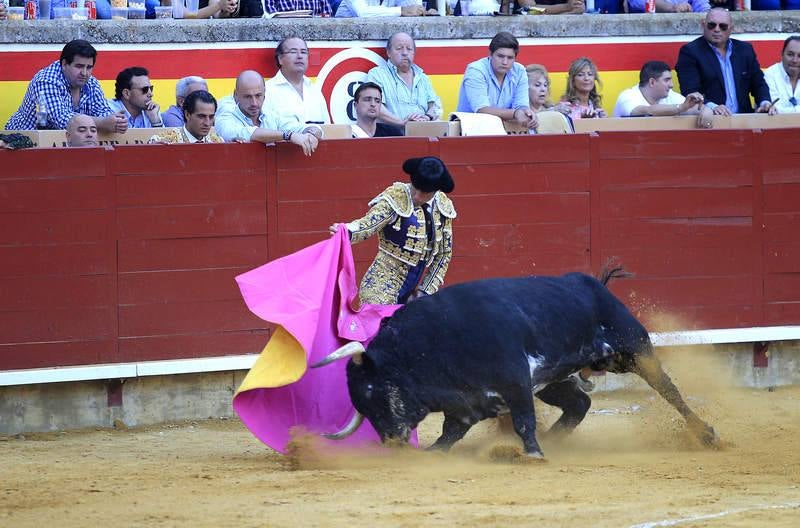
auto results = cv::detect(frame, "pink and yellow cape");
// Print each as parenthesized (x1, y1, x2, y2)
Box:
(233, 226, 414, 453)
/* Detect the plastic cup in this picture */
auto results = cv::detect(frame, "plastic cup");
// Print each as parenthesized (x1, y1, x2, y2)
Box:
(185, 0, 199, 15)
(70, 6, 88, 18)
(39, 0, 52, 19)
(127, 6, 145, 17)
(53, 5, 70, 17)
(8, 6, 25, 19)
(110, 6, 127, 18)
(154, 5, 171, 17)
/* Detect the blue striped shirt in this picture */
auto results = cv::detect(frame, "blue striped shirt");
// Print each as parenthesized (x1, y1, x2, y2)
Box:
(367, 62, 442, 120)
(5, 61, 113, 131)
(708, 40, 738, 114)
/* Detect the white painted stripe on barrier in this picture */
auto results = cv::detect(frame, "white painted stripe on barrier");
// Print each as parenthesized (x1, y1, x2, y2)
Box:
(1, 326, 799, 387)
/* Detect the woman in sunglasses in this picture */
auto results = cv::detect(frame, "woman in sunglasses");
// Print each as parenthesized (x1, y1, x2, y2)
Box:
(764, 35, 800, 114)
(675, 8, 772, 116)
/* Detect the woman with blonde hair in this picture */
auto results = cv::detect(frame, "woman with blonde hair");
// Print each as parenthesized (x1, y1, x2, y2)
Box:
(525, 64, 554, 113)
(560, 57, 607, 120)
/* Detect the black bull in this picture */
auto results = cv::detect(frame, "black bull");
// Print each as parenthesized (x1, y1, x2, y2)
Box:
(313, 268, 719, 458)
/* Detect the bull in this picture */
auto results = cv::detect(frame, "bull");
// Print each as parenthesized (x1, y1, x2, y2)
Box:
(312, 267, 718, 458)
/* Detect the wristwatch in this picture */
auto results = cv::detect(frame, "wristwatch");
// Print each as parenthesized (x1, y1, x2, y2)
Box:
(282, 130, 293, 141)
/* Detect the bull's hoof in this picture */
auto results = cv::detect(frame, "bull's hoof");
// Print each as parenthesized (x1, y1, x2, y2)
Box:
(526, 450, 545, 460)
(486, 444, 546, 464)
(690, 420, 720, 449)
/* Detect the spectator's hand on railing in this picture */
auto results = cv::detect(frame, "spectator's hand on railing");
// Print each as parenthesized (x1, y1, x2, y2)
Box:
(291, 132, 319, 157)
(97, 112, 129, 134)
(681, 92, 704, 113)
(425, 8, 439, 15)
(567, 0, 585, 13)
(401, 4, 425, 15)
(513, 107, 537, 128)
(672, 2, 692, 12)
(712, 105, 732, 116)
(406, 113, 429, 122)
(696, 105, 714, 129)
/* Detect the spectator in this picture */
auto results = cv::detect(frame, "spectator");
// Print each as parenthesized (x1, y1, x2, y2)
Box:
(65, 114, 99, 147)
(5, 40, 127, 134)
(456, 31, 537, 130)
(193, 0, 240, 17)
(559, 57, 607, 120)
(764, 36, 800, 114)
(518, 0, 584, 14)
(200, 0, 263, 16)
(676, 8, 772, 115)
(0, 2, 6, 19)
(626, 0, 708, 13)
(162, 76, 208, 128)
(525, 64, 554, 113)
(350, 82, 404, 138)
(107, 67, 164, 129)
(367, 32, 442, 126)
(613, 61, 714, 127)
(328, 156, 456, 305)
(149, 91, 223, 144)
(335, 0, 433, 17)
(263, 37, 330, 133)
(265, 0, 330, 16)
(214, 70, 319, 156)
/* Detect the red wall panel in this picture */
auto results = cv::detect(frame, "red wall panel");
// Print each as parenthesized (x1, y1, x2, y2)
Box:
(2, 130, 800, 370)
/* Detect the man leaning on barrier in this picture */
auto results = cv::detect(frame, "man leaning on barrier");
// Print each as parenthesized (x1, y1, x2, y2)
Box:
(367, 32, 442, 128)
(214, 70, 319, 156)
(5, 39, 127, 134)
(613, 61, 715, 128)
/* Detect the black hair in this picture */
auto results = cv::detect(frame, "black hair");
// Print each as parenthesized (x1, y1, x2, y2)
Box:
(114, 66, 149, 99)
(638, 61, 671, 87)
(60, 39, 97, 66)
(489, 31, 519, 55)
(183, 90, 217, 115)
(353, 82, 383, 102)
(783, 35, 800, 53)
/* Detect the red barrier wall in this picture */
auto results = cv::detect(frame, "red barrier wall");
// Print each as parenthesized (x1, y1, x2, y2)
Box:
(1, 131, 798, 370)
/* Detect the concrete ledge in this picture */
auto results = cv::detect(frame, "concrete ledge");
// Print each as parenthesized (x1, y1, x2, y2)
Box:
(1, 12, 799, 44)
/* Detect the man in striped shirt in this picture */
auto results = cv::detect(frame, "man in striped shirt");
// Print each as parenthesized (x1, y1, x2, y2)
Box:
(5, 40, 127, 133)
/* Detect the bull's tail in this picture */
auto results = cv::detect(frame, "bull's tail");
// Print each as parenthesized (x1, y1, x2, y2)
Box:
(597, 258, 633, 287)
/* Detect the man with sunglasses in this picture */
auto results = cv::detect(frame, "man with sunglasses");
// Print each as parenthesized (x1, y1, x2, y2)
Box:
(676, 8, 772, 116)
(764, 36, 800, 115)
(108, 67, 164, 129)
(5, 39, 127, 134)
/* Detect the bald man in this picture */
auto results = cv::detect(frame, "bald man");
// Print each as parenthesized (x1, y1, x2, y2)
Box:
(65, 114, 99, 147)
(214, 70, 318, 157)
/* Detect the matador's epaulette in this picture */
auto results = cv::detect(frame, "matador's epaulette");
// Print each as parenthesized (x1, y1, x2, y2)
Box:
(434, 192, 457, 219)
(368, 182, 413, 218)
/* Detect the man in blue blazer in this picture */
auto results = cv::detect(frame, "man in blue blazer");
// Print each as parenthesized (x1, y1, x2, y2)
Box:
(676, 8, 773, 116)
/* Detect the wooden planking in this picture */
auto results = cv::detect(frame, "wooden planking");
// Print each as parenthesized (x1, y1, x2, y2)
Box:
(111, 143, 262, 174)
(446, 253, 590, 283)
(117, 330, 270, 362)
(0, 177, 109, 212)
(600, 217, 753, 249)
(116, 170, 265, 208)
(612, 276, 753, 308)
(455, 223, 589, 258)
(764, 243, 800, 274)
(275, 137, 434, 171)
(599, 188, 752, 219)
(598, 245, 755, 278)
(764, 301, 800, 325)
(596, 158, 752, 188)
(118, 268, 247, 305)
(118, 300, 263, 337)
(763, 213, 800, 243)
(116, 203, 267, 240)
(763, 183, 800, 214)
(637, 304, 760, 331)
(0, 307, 115, 343)
(0, 210, 110, 245)
(764, 274, 800, 303)
(0, 275, 114, 311)
(0, 242, 111, 277)
(0, 340, 114, 370)
(118, 236, 267, 273)
(437, 134, 592, 165)
(0, 146, 107, 180)
(451, 161, 590, 195)
(593, 129, 751, 159)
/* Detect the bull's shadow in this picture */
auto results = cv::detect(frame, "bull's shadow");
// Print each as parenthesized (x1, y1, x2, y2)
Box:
(313, 266, 719, 459)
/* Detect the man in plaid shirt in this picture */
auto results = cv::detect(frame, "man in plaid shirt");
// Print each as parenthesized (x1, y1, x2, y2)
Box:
(264, 0, 332, 16)
(5, 40, 127, 134)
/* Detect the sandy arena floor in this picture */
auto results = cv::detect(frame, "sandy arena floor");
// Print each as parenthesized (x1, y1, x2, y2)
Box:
(2, 351, 799, 528)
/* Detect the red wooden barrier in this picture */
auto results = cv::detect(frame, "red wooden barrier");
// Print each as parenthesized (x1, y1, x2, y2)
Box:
(1, 130, 798, 370)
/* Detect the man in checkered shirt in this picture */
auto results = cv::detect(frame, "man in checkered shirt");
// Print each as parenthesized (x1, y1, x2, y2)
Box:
(264, 0, 332, 16)
(5, 39, 127, 134)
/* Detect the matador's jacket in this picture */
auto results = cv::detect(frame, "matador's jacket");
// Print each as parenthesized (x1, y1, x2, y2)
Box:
(346, 182, 457, 305)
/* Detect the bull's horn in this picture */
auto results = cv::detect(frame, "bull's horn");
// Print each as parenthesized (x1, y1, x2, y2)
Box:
(322, 412, 364, 440)
(310, 341, 365, 368)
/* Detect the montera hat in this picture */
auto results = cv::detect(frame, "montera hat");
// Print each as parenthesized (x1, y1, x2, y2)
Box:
(402, 156, 455, 194)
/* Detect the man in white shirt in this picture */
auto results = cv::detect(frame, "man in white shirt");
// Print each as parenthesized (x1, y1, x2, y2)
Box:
(334, 0, 433, 17)
(763, 36, 800, 114)
(263, 37, 330, 132)
(613, 60, 713, 128)
(215, 70, 318, 156)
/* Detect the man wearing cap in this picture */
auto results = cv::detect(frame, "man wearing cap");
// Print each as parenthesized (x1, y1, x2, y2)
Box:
(329, 156, 457, 305)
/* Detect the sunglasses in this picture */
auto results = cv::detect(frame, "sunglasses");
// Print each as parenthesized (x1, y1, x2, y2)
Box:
(134, 85, 154, 94)
(706, 22, 730, 31)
